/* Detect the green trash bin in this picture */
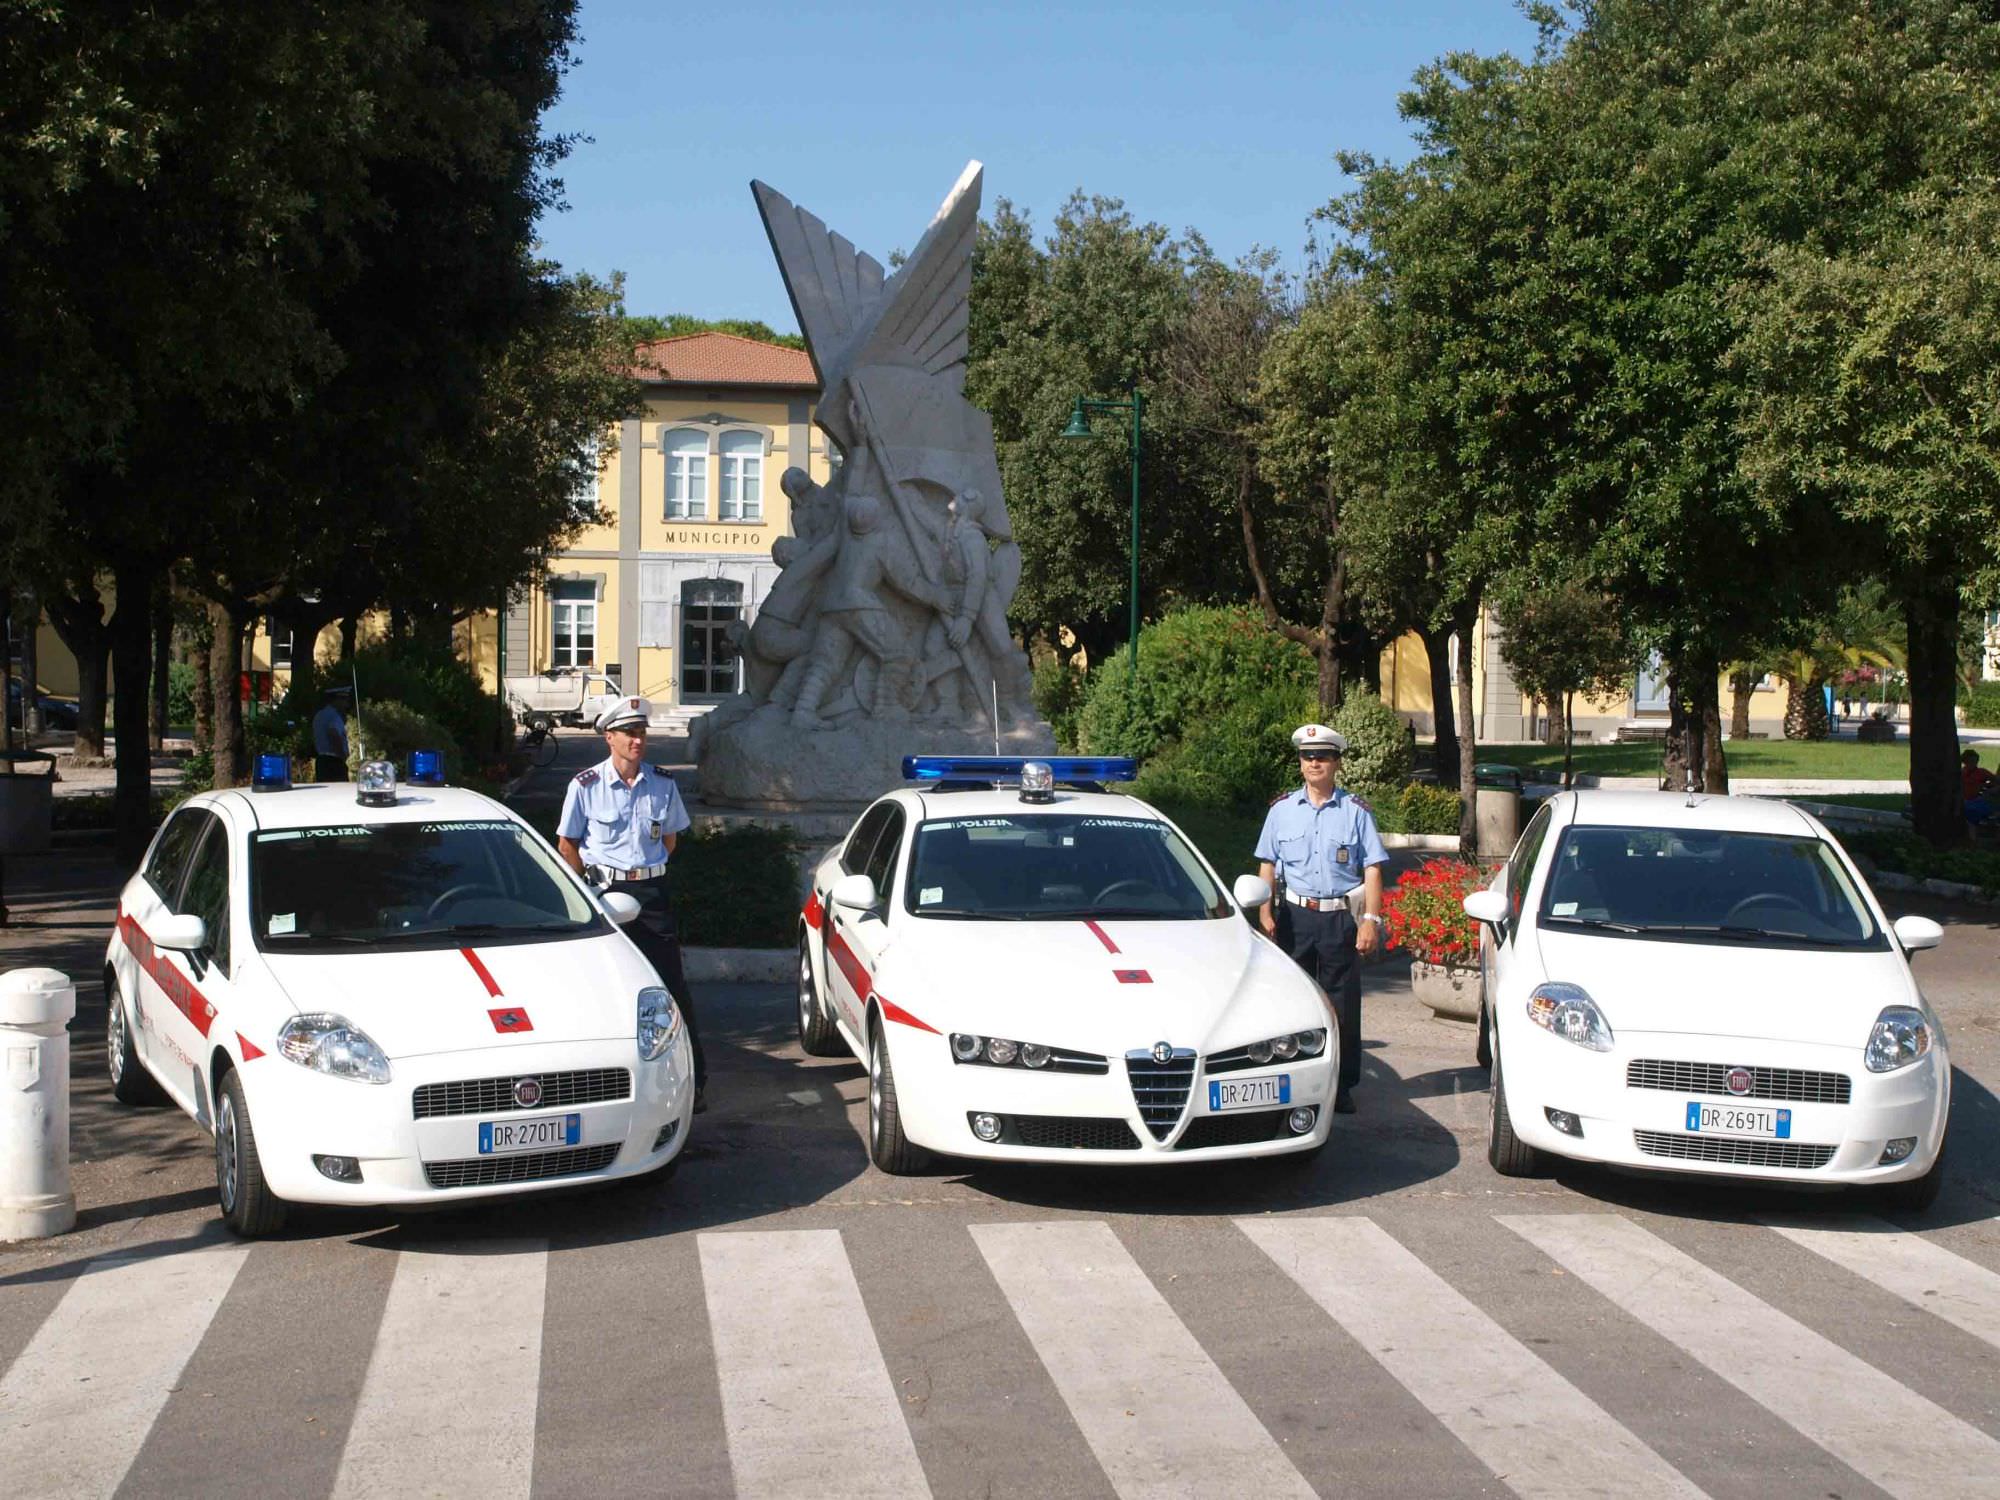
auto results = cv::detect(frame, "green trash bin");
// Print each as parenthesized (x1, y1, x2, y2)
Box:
(1471, 763, 1522, 855)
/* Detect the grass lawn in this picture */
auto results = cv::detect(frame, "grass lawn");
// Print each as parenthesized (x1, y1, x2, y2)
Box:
(1471, 739, 1915, 781)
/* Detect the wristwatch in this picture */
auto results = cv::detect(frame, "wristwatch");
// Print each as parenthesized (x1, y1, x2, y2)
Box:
(1359, 913, 1382, 926)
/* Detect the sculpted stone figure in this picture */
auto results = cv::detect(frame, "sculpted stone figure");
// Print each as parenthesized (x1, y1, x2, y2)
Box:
(694, 162, 1055, 807)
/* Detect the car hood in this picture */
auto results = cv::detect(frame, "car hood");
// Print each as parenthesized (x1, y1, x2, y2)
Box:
(260, 933, 650, 1058)
(1531, 927, 1916, 1047)
(873, 915, 1324, 1054)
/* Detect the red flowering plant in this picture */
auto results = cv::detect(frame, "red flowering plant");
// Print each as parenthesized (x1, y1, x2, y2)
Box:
(1381, 858, 1488, 969)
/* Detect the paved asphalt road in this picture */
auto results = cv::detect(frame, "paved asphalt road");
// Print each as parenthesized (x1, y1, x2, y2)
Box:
(1, 841, 1996, 1499)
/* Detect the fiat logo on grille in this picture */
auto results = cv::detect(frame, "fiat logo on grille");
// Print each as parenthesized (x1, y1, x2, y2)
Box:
(513, 1076, 544, 1108)
(1151, 1041, 1174, 1064)
(1725, 1067, 1753, 1096)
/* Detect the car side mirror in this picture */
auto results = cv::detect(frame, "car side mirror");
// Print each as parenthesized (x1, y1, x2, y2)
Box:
(1892, 914, 1943, 953)
(831, 873, 878, 912)
(1463, 890, 1510, 927)
(1232, 874, 1273, 911)
(146, 912, 208, 952)
(600, 891, 641, 926)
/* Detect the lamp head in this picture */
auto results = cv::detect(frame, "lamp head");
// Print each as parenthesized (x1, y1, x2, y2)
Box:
(1061, 398, 1094, 440)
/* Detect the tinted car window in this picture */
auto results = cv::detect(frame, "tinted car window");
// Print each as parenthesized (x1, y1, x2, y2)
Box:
(841, 803, 894, 876)
(1507, 803, 1553, 924)
(861, 807, 905, 912)
(144, 809, 211, 905)
(179, 822, 233, 977)
(1540, 825, 1882, 948)
(904, 813, 1229, 920)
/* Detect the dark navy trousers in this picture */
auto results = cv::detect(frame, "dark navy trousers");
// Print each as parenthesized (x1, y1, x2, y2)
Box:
(1274, 903, 1362, 1096)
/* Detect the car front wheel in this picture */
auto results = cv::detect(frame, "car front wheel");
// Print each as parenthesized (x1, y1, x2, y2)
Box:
(797, 934, 846, 1057)
(106, 978, 166, 1106)
(867, 1022, 927, 1175)
(215, 1069, 287, 1236)
(1486, 1043, 1543, 1178)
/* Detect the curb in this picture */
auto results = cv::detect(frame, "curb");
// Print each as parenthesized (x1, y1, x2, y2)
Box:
(683, 947, 792, 983)
(1868, 869, 1999, 906)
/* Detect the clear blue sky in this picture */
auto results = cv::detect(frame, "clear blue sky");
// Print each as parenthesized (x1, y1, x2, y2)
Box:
(537, 1, 1544, 334)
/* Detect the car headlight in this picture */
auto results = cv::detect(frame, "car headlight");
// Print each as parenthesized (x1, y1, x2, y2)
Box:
(1210, 1030, 1328, 1073)
(1526, 983, 1614, 1052)
(949, 1032, 1096, 1070)
(276, 1013, 392, 1084)
(638, 986, 680, 1061)
(1865, 1006, 1933, 1072)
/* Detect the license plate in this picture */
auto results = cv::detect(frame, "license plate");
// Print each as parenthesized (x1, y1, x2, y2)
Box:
(1685, 1102, 1791, 1139)
(478, 1112, 581, 1154)
(1209, 1075, 1291, 1112)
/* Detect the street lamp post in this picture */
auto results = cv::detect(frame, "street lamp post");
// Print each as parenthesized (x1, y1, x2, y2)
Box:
(1061, 389, 1144, 690)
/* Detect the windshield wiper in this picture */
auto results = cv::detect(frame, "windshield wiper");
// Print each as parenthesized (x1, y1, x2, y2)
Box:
(438, 921, 584, 937)
(1040, 907, 1184, 920)
(264, 931, 379, 945)
(1630, 922, 1812, 943)
(1543, 915, 1644, 934)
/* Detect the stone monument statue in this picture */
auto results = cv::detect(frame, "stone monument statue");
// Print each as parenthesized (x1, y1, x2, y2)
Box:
(695, 161, 1056, 808)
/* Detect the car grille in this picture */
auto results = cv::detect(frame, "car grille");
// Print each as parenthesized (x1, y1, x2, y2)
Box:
(423, 1142, 622, 1189)
(1126, 1050, 1196, 1141)
(412, 1068, 632, 1120)
(1010, 1115, 1141, 1151)
(1176, 1109, 1297, 1149)
(1633, 1130, 1836, 1170)
(1626, 1059, 1851, 1105)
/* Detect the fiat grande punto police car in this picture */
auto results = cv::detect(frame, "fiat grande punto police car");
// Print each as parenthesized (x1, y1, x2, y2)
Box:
(103, 753, 694, 1235)
(798, 757, 1340, 1172)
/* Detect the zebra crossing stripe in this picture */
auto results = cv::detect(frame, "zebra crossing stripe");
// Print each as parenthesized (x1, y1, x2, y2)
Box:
(0, 1239, 250, 1500)
(331, 1241, 548, 1500)
(1764, 1217, 2000, 1352)
(1502, 1214, 2000, 1500)
(971, 1220, 1316, 1500)
(699, 1229, 929, 1499)
(1238, 1217, 1704, 1500)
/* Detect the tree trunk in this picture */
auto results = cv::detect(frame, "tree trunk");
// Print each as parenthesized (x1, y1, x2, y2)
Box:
(44, 587, 111, 758)
(1418, 625, 1459, 789)
(111, 561, 156, 865)
(1660, 648, 1724, 793)
(1703, 679, 1729, 794)
(1784, 674, 1829, 740)
(1454, 607, 1479, 853)
(340, 615, 360, 662)
(190, 622, 214, 755)
(1543, 692, 1567, 748)
(150, 579, 171, 751)
(1317, 550, 1346, 717)
(1906, 577, 1963, 847)
(1562, 689, 1577, 790)
(208, 599, 247, 788)
(18, 592, 40, 736)
(1729, 669, 1757, 741)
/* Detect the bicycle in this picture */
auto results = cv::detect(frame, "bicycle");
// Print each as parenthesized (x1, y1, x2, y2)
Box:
(517, 717, 559, 768)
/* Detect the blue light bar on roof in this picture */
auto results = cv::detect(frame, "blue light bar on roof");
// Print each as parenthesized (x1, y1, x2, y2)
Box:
(407, 749, 446, 786)
(901, 755, 1137, 783)
(251, 753, 292, 792)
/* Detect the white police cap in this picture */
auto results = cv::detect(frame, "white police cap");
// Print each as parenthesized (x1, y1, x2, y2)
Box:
(1292, 723, 1348, 753)
(597, 696, 652, 732)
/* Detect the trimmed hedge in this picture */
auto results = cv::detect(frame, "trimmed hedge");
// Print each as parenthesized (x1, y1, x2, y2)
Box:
(1962, 682, 2000, 729)
(1333, 689, 1412, 790)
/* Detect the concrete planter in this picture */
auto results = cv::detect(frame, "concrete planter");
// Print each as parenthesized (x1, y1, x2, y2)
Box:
(0, 757, 55, 855)
(1410, 959, 1481, 1022)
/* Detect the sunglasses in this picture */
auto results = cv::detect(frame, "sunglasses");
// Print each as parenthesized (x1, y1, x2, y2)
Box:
(1299, 750, 1339, 762)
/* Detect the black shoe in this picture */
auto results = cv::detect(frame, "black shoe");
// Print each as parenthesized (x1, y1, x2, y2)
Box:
(693, 1086, 708, 1114)
(1334, 1093, 1357, 1114)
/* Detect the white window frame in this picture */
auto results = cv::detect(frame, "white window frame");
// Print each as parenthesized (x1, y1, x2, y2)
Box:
(719, 431, 763, 522)
(577, 433, 603, 507)
(551, 583, 597, 669)
(664, 428, 708, 520)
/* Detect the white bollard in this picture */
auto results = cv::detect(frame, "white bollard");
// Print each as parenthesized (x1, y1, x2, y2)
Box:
(0, 967, 77, 1239)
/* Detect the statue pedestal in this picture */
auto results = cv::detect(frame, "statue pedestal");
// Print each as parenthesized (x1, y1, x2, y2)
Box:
(695, 701, 1054, 812)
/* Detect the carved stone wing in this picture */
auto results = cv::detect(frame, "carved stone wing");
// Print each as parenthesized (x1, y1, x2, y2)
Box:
(750, 179, 887, 389)
(854, 159, 981, 390)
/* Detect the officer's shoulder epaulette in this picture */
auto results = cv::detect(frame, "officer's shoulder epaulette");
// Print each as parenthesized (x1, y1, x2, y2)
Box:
(1268, 790, 1291, 807)
(573, 767, 599, 787)
(1350, 793, 1373, 813)
(652, 763, 673, 776)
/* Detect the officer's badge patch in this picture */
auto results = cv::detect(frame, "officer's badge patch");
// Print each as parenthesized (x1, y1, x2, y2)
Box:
(574, 768, 599, 786)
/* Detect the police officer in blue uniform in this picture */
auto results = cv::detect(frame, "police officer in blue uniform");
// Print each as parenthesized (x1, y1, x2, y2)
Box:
(1253, 723, 1387, 1113)
(557, 696, 706, 1107)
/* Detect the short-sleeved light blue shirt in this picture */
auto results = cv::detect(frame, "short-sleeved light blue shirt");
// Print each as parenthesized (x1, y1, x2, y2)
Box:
(1253, 787, 1388, 899)
(557, 756, 691, 872)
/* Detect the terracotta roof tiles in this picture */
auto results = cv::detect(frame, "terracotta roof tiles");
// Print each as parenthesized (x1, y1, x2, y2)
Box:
(629, 331, 816, 388)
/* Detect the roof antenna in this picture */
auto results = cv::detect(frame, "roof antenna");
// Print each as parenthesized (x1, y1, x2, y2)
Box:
(992, 679, 1000, 756)
(1684, 761, 1700, 808)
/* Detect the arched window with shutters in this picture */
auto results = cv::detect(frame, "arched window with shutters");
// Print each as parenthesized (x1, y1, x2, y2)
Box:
(663, 428, 708, 520)
(680, 578, 744, 699)
(718, 430, 764, 521)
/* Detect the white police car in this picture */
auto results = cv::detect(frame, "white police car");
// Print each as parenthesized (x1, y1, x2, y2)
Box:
(798, 757, 1339, 1172)
(1467, 791, 1950, 1209)
(103, 752, 694, 1235)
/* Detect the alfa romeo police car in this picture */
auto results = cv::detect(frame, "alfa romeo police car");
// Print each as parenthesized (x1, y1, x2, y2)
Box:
(103, 752, 694, 1235)
(798, 757, 1340, 1172)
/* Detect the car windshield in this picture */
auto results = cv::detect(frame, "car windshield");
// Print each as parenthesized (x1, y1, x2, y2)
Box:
(904, 812, 1229, 920)
(1538, 825, 1882, 948)
(251, 820, 601, 951)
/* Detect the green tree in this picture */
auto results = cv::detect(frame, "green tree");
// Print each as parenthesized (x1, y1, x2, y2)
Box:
(619, 313, 805, 349)
(1494, 577, 1641, 788)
